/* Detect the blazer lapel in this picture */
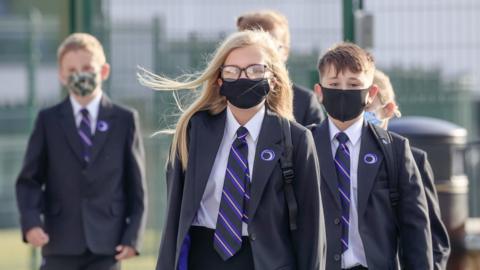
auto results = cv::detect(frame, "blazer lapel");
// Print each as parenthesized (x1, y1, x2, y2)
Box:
(89, 95, 115, 164)
(357, 121, 383, 216)
(315, 121, 342, 210)
(192, 110, 227, 207)
(249, 110, 283, 221)
(58, 98, 84, 163)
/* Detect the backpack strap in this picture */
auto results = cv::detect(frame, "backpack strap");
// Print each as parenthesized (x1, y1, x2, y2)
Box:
(279, 117, 298, 231)
(368, 122, 400, 209)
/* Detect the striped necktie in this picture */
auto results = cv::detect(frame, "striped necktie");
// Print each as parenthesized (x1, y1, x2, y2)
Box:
(78, 108, 93, 164)
(214, 126, 251, 261)
(335, 132, 351, 253)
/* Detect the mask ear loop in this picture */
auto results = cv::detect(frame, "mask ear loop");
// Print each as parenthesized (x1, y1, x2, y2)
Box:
(235, 79, 270, 97)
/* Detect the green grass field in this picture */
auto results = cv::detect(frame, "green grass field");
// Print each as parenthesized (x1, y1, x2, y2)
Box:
(0, 229, 158, 270)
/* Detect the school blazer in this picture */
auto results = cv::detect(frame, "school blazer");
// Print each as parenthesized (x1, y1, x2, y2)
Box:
(292, 84, 325, 126)
(411, 147, 450, 270)
(310, 121, 433, 270)
(16, 96, 147, 256)
(156, 108, 325, 270)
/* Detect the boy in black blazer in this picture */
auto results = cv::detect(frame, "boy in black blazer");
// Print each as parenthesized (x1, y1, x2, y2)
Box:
(310, 43, 433, 269)
(16, 33, 147, 270)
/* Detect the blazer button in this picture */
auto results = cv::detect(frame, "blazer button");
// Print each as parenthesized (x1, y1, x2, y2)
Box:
(334, 254, 341, 261)
(334, 218, 340, 225)
(250, 233, 257, 241)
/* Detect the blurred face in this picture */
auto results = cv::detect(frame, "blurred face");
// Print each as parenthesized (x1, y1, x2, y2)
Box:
(59, 49, 110, 96)
(269, 27, 289, 62)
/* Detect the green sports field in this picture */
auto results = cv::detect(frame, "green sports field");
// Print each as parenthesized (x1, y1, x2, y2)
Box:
(0, 229, 157, 270)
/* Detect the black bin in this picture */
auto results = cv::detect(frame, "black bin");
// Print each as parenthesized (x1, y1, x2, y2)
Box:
(389, 116, 468, 269)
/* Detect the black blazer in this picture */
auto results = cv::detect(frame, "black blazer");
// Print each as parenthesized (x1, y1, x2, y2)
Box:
(310, 121, 433, 270)
(156, 108, 325, 270)
(292, 84, 325, 126)
(411, 147, 450, 270)
(16, 96, 147, 256)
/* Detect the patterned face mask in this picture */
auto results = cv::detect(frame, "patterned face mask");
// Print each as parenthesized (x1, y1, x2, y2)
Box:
(67, 71, 98, 97)
(364, 111, 384, 126)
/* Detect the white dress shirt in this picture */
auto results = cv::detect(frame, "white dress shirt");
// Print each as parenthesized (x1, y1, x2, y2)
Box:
(70, 92, 102, 135)
(193, 105, 265, 236)
(328, 116, 368, 268)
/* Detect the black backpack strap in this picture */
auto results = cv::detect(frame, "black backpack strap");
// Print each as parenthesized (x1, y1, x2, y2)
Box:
(279, 117, 298, 231)
(368, 123, 400, 209)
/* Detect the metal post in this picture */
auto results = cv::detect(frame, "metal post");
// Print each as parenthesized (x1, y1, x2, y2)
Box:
(343, 0, 364, 43)
(83, 0, 92, 34)
(27, 9, 41, 270)
(342, 0, 355, 42)
(69, 0, 76, 33)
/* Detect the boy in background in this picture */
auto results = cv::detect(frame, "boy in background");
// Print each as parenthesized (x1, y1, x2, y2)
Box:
(16, 33, 147, 270)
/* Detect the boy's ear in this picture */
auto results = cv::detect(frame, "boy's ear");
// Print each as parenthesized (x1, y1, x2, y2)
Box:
(100, 63, 111, 81)
(383, 101, 397, 120)
(314, 83, 323, 103)
(217, 78, 223, 87)
(367, 84, 379, 104)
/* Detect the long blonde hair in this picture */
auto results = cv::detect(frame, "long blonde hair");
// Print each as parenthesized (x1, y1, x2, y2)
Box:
(138, 30, 293, 170)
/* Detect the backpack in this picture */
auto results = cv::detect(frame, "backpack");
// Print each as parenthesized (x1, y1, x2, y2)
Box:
(368, 122, 400, 215)
(279, 117, 298, 231)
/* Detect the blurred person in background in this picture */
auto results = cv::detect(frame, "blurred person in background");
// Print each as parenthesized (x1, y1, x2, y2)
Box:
(16, 33, 147, 270)
(237, 10, 325, 126)
(365, 69, 450, 270)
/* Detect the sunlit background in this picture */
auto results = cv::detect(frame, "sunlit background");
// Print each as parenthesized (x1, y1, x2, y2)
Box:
(1, 0, 480, 269)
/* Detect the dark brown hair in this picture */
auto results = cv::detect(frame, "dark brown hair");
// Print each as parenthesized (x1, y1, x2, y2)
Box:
(317, 42, 375, 79)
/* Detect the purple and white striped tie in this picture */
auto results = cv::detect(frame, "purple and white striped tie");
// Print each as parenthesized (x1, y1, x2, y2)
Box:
(214, 126, 251, 261)
(78, 108, 93, 164)
(335, 132, 351, 253)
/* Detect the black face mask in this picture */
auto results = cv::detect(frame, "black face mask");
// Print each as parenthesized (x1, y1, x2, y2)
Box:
(220, 79, 270, 109)
(321, 86, 370, 122)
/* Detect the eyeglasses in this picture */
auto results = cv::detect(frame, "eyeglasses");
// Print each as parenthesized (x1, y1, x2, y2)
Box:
(220, 64, 268, 82)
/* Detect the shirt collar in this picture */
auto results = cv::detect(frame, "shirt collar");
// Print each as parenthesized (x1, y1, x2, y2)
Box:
(225, 105, 265, 143)
(328, 115, 364, 146)
(70, 92, 103, 119)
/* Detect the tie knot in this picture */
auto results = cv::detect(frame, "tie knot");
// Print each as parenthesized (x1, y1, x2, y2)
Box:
(80, 108, 89, 117)
(336, 132, 349, 144)
(236, 126, 249, 140)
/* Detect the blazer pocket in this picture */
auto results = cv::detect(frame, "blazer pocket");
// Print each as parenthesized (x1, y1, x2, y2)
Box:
(44, 204, 62, 216)
(110, 202, 125, 217)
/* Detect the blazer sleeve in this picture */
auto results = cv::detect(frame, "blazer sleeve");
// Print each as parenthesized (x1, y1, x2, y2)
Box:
(121, 110, 148, 252)
(291, 129, 325, 270)
(15, 111, 47, 241)
(396, 138, 433, 269)
(156, 145, 185, 270)
(416, 151, 451, 270)
(303, 93, 325, 126)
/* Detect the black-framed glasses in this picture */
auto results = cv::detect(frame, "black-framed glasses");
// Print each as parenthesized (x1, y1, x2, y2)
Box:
(220, 64, 268, 82)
